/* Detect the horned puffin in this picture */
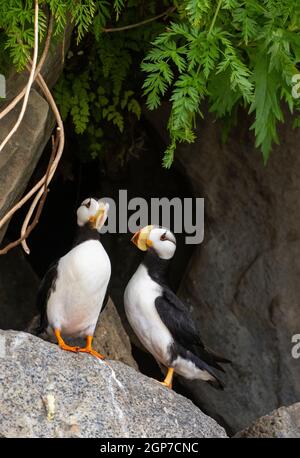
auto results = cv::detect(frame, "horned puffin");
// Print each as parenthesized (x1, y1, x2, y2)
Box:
(36, 197, 111, 359)
(124, 225, 230, 389)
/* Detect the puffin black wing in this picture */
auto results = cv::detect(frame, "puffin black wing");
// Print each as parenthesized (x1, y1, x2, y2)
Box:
(35, 261, 58, 335)
(155, 287, 231, 372)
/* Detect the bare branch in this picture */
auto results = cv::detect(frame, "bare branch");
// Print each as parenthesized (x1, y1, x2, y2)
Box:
(0, 130, 58, 255)
(21, 130, 59, 254)
(17, 70, 65, 254)
(0, 18, 62, 235)
(0, 71, 65, 254)
(103, 6, 176, 33)
(0, 17, 65, 255)
(0, 0, 39, 152)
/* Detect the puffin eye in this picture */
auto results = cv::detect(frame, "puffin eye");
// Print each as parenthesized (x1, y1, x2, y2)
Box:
(84, 199, 91, 209)
(160, 231, 167, 241)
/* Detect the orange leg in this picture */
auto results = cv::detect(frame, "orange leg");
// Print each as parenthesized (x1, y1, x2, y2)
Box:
(78, 335, 105, 359)
(54, 329, 79, 353)
(160, 367, 174, 389)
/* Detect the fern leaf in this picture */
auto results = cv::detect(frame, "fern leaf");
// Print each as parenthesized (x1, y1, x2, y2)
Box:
(249, 53, 283, 163)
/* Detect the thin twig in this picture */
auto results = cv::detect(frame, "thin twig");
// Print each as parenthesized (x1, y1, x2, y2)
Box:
(0, 5, 64, 256)
(0, 131, 58, 255)
(18, 69, 65, 253)
(0, 0, 39, 152)
(0, 13, 53, 121)
(103, 6, 176, 33)
(0, 67, 65, 253)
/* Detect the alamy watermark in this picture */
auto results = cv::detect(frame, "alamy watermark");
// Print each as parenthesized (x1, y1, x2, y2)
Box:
(0, 73, 5, 98)
(291, 334, 300, 359)
(292, 74, 300, 99)
(99, 190, 204, 244)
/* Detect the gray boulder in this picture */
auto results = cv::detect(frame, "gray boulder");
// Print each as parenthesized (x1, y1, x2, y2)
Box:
(0, 330, 227, 438)
(235, 403, 300, 438)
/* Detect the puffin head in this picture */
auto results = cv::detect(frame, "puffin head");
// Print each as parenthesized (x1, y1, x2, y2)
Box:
(131, 225, 176, 260)
(77, 197, 109, 232)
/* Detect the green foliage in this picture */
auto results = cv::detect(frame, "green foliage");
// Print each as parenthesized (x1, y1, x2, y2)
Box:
(53, 2, 162, 160)
(142, 0, 300, 166)
(113, 0, 125, 21)
(0, 0, 161, 162)
(0, 0, 300, 166)
(0, 1, 46, 71)
(249, 52, 283, 163)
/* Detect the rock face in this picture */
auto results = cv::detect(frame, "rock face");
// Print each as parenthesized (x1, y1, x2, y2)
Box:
(0, 89, 52, 243)
(0, 26, 72, 244)
(145, 106, 300, 433)
(0, 330, 227, 438)
(236, 403, 300, 438)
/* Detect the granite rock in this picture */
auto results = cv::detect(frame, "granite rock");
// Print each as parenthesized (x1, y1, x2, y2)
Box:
(0, 330, 227, 438)
(235, 403, 300, 438)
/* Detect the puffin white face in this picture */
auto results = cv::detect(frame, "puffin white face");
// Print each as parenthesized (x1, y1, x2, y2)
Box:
(131, 225, 176, 260)
(77, 198, 109, 232)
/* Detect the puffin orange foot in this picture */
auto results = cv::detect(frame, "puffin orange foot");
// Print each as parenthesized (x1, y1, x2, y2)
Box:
(160, 367, 174, 389)
(78, 347, 105, 359)
(78, 335, 105, 359)
(59, 343, 79, 353)
(54, 329, 79, 353)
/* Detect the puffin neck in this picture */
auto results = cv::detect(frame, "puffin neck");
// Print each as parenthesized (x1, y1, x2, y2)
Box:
(72, 224, 101, 247)
(142, 250, 170, 284)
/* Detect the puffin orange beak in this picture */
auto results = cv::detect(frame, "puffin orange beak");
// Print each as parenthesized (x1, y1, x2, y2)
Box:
(131, 230, 141, 246)
(131, 225, 153, 251)
(89, 208, 104, 229)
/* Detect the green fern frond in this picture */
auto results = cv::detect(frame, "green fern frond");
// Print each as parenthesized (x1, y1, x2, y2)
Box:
(249, 53, 283, 163)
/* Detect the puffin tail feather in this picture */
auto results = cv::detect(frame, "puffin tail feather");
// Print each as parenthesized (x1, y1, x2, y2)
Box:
(207, 375, 225, 390)
(208, 350, 232, 365)
(185, 349, 226, 390)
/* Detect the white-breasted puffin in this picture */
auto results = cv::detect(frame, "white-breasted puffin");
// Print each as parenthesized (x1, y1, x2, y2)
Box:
(36, 197, 111, 359)
(124, 225, 230, 389)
